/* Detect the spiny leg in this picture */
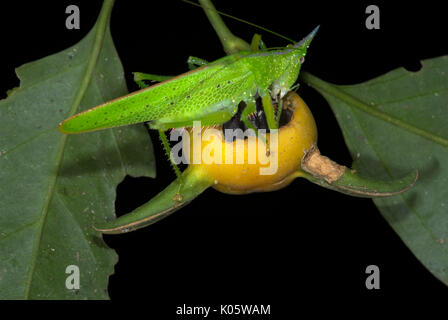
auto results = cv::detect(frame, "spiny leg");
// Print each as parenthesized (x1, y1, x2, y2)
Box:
(158, 129, 184, 201)
(134, 73, 185, 200)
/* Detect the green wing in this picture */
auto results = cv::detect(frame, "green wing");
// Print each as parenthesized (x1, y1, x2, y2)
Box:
(58, 64, 223, 134)
(58, 54, 256, 133)
(151, 62, 257, 130)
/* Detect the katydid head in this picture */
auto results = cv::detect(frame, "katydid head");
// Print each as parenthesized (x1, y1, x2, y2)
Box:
(270, 26, 319, 99)
(293, 25, 320, 49)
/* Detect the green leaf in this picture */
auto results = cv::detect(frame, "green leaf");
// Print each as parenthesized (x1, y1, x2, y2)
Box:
(95, 166, 214, 234)
(300, 146, 418, 197)
(0, 0, 155, 299)
(301, 56, 448, 285)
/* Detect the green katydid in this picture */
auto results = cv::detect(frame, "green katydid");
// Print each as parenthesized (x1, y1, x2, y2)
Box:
(58, 26, 318, 134)
(58, 26, 318, 185)
(60, 27, 318, 133)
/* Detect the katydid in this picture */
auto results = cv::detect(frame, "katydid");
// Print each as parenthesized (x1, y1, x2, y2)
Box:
(58, 28, 317, 134)
(58, 27, 317, 175)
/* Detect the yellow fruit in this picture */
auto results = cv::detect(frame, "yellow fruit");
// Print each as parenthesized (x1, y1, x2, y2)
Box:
(185, 92, 318, 194)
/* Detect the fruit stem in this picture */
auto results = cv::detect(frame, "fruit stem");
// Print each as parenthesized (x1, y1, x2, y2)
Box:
(94, 166, 214, 234)
(300, 146, 418, 197)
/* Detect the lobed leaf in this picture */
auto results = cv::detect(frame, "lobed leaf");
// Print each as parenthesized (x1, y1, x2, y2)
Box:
(302, 56, 448, 285)
(0, 0, 155, 299)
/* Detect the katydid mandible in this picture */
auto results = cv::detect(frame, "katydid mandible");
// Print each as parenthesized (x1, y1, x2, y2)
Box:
(58, 26, 319, 185)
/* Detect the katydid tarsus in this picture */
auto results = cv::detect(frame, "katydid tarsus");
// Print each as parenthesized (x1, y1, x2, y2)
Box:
(58, 1, 319, 199)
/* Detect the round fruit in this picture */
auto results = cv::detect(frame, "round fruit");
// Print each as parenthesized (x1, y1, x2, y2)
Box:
(185, 92, 318, 194)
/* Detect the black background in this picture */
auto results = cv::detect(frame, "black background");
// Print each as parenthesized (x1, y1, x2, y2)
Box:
(1, 0, 447, 311)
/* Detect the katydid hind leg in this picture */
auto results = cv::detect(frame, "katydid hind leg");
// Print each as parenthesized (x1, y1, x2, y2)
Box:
(149, 103, 238, 131)
(134, 73, 185, 197)
(159, 129, 185, 200)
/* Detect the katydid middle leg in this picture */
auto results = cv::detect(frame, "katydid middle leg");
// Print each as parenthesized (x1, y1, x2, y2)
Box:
(261, 94, 278, 130)
(259, 93, 280, 155)
(240, 100, 257, 132)
(275, 98, 284, 125)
